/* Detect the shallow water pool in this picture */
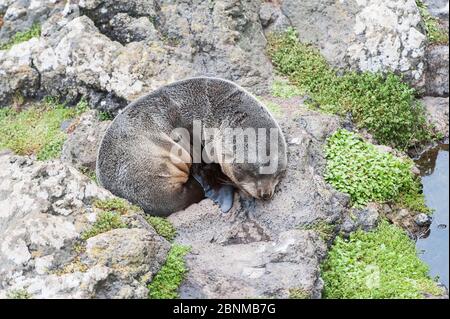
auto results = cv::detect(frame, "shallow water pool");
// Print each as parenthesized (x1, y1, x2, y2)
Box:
(415, 143, 449, 288)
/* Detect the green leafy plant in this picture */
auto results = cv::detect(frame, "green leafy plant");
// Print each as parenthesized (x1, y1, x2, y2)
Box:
(324, 129, 429, 213)
(416, 0, 449, 44)
(268, 28, 434, 150)
(81, 211, 126, 240)
(322, 220, 444, 298)
(0, 23, 41, 50)
(145, 216, 177, 241)
(300, 220, 335, 242)
(289, 288, 310, 299)
(79, 166, 97, 182)
(7, 289, 32, 299)
(0, 99, 81, 160)
(93, 197, 140, 215)
(271, 80, 303, 98)
(98, 111, 114, 121)
(148, 245, 190, 299)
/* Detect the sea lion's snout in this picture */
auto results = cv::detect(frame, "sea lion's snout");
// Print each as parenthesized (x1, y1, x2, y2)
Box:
(257, 182, 276, 200)
(260, 190, 274, 200)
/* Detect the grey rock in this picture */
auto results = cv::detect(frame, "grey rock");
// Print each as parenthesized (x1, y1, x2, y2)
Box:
(259, 2, 291, 35)
(425, 45, 449, 97)
(357, 204, 380, 231)
(282, 0, 427, 89)
(168, 110, 350, 299)
(340, 204, 380, 237)
(0, 153, 170, 299)
(1, 0, 273, 109)
(415, 213, 432, 227)
(79, 0, 158, 44)
(0, 38, 41, 103)
(297, 112, 343, 143)
(421, 96, 449, 138)
(108, 13, 158, 44)
(84, 228, 170, 298)
(61, 110, 111, 171)
(340, 216, 358, 237)
(0, 0, 66, 45)
(423, 0, 449, 18)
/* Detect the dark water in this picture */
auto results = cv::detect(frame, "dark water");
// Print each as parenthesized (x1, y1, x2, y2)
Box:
(415, 143, 449, 288)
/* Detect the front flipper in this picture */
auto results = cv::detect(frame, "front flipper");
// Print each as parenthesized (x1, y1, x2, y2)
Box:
(192, 164, 234, 213)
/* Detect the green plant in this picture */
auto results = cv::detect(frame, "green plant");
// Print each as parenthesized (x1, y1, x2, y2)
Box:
(0, 23, 41, 50)
(7, 289, 32, 299)
(322, 220, 444, 298)
(145, 216, 177, 241)
(148, 245, 190, 299)
(0, 99, 81, 160)
(324, 129, 429, 213)
(271, 80, 303, 98)
(81, 211, 126, 240)
(79, 166, 97, 182)
(416, 0, 449, 44)
(300, 220, 335, 242)
(98, 111, 114, 121)
(93, 198, 139, 215)
(289, 288, 310, 299)
(268, 28, 434, 150)
(75, 98, 89, 115)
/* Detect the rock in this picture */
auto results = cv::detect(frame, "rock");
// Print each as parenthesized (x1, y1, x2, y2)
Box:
(425, 45, 449, 97)
(297, 111, 343, 143)
(0, 153, 170, 299)
(1, 0, 273, 109)
(84, 228, 170, 298)
(259, 2, 291, 35)
(414, 213, 432, 227)
(0, 38, 41, 103)
(107, 13, 158, 44)
(61, 110, 111, 171)
(168, 110, 350, 299)
(357, 204, 380, 231)
(340, 204, 380, 237)
(0, 0, 66, 45)
(421, 96, 449, 138)
(282, 0, 427, 89)
(423, 0, 449, 18)
(79, 0, 158, 44)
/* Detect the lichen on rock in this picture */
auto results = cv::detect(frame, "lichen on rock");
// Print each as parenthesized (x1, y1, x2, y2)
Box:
(0, 153, 170, 299)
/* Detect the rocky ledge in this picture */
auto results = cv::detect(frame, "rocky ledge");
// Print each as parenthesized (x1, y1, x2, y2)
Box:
(0, 152, 170, 298)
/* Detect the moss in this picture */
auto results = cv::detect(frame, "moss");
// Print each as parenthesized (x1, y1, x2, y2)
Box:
(321, 220, 445, 299)
(81, 211, 126, 240)
(271, 80, 303, 98)
(7, 289, 32, 299)
(289, 288, 310, 299)
(148, 245, 190, 299)
(416, 0, 449, 44)
(300, 220, 335, 242)
(267, 28, 434, 150)
(145, 216, 177, 241)
(53, 256, 88, 275)
(79, 166, 97, 183)
(93, 198, 140, 215)
(0, 23, 41, 50)
(98, 111, 114, 121)
(0, 98, 84, 160)
(325, 129, 430, 213)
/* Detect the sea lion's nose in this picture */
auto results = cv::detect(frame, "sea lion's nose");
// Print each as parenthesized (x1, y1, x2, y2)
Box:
(262, 192, 271, 200)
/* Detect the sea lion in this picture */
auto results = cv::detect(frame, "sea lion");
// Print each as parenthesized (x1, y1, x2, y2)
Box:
(96, 77, 287, 216)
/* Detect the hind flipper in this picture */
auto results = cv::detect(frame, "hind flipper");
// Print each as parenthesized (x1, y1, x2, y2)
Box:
(192, 168, 234, 213)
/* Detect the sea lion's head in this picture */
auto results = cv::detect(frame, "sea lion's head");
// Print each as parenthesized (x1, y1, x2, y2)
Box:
(218, 126, 287, 200)
(221, 162, 286, 200)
